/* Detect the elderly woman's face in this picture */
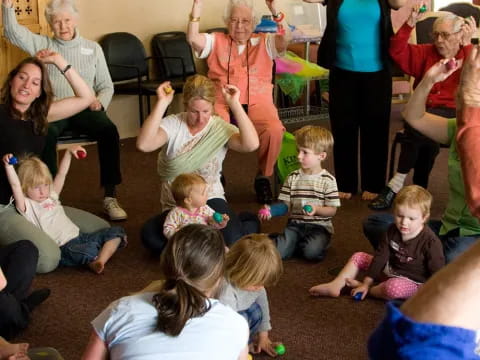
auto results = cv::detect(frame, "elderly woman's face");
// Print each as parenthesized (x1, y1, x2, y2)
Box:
(227, 5, 255, 44)
(186, 98, 214, 130)
(51, 11, 77, 41)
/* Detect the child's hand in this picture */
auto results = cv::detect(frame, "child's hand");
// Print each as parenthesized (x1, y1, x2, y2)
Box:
(2, 154, 15, 167)
(252, 331, 278, 357)
(68, 145, 87, 159)
(303, 204, 315, 216)
(218, 214, 230, 228)
(346, 278, 369, 300)
(258, 205, 272, 221)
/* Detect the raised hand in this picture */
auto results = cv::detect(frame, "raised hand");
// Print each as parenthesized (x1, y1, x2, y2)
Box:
(461, 16, 477, 46)
(459, 45, 480, 106)
(2, 0, 13, 8)
(221, 84, 241, 105)
(424, 58, 463, 85)
(407, 3, 426, 27)
(156, 82, 175, 104)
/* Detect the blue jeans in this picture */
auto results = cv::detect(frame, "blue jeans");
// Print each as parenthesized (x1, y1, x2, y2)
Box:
(238, 301, 263, 343)
(276, 221, 331, 261)
(60, 226, 126, 266)
(362, 214, 480, 263)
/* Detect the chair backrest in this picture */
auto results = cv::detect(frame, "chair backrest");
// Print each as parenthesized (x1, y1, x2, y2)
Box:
(415, 16, 437, 44)
(99, 32, 148, 82)
(439, 2, 480, 24)
(151, 31, 196, 80)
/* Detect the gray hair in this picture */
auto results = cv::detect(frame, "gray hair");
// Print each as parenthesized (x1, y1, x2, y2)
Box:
(433, 13, 464, 33)
(45, 0, 79, 25)
(223, 0, 260, 27)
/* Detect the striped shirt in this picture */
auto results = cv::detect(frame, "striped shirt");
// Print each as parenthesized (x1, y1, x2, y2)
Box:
(278, 169, 340, 233)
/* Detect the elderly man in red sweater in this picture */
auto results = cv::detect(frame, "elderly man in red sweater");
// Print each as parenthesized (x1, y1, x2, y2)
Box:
(369, 8, 475, 210)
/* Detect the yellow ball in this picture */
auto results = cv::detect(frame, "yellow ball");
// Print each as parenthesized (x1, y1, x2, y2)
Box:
(247, 354, 253, 360)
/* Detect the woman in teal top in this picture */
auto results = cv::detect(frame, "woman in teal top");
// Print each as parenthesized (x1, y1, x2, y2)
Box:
(363, 59, 480, 263)
(304, 0, 406, 200)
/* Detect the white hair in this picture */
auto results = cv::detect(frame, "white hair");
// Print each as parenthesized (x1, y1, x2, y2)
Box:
(433, 13, 464, 33)
(223, 0, 260, 27)
(44, 0, 79, 25)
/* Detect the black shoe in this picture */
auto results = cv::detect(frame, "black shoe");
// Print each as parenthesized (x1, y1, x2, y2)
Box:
(24, 288, 51, 312)
(255, 177, 273, 204)
(368, 187, 396, 210)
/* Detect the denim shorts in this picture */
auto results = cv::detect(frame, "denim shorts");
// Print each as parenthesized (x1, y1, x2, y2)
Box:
(368, 301, 480, 360)
(238, 301, 262, 343)
(60, 226, 126, 267)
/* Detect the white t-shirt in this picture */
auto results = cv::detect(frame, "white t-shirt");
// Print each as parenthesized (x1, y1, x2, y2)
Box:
(20, 189, 79, 246)
(197, 33, 278, 59)
(92, 292, 248, 360)
(160, 113, 228, 200)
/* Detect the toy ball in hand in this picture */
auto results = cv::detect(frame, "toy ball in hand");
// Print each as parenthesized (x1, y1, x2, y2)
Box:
(247, 355, 253, 360)
(77, 150, 87, 159)
(419, 5, 427, 12)
(213, 212, 223, 223)
(353, 292, 363, 301)
(8, 156, 18, 165)
(303, 205, 313, 213)
(258, 208, 270, 217)
(446, 59, 456, 71)
(275, 344, 286, 356)
(164, 85, 173, 94)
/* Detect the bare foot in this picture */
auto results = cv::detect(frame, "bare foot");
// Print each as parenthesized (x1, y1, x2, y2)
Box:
(88, 260, 105, 274)
(361, 191, 378, 201)
(309, 281, 344, 297)
(338, 192, 352, 199)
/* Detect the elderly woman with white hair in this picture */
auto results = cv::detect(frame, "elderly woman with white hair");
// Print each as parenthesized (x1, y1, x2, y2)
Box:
(187, 0, 291, 204)
(2, 0, 127, 221)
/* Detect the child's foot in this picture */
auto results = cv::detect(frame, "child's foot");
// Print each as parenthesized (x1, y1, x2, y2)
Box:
(309, 281, 344, 297)
(88, 260, 105, 274)
(338, 192, 352, 199)
(361, 191, 378, 201)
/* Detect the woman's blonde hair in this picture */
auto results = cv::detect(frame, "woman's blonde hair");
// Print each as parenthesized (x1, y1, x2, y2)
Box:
(225, 233, 283, 288)
(17, 156, 53, 195)
(45, 0, 79, 25)
(183, 75, 216, 108)
(171, 173, 206, 206)
(295, 125, 334, 154)
(393, 185, 432, 219)
(153, 224, 225, 336)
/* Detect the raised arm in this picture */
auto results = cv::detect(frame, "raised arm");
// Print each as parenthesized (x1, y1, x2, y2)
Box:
(187, 0, 207, 54)
(402, 59, 457, 144)
(53, 145, 85, 195)
(2, 154, 26, 212)
(266, 0, 292, 54)
(136, 83, 172, 152)
(35, 50, 95, 122)
(456, 45, 480, 218)
(2, 0, 49, 54)
(224, 85, 259, 152)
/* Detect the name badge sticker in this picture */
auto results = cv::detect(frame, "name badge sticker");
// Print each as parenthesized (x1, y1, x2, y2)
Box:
(81, 47, 93, 55)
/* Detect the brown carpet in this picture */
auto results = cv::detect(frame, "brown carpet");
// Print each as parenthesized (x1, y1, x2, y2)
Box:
(16, 104, 449, 360)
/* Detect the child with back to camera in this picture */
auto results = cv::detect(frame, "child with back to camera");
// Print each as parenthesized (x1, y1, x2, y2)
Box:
(218, 233, 283, 357)
(163, 173, 229, 239)
(259, 125, 341, 261)
(3, 148, 126, 274)
(310, 185, 445, 301)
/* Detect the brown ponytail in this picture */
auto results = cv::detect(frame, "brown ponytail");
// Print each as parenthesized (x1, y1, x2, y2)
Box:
(153, 224, 225, 336)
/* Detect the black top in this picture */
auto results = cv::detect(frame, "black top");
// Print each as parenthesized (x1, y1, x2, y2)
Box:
(0, 104, 46, 204)
(317, 0, 394, 72)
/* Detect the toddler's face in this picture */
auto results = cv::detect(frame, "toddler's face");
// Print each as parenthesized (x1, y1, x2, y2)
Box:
(394, 204, 427, 241)
(188, 183, 208, 209)
(27, 183, 50, 202)
(297, 146, 324, 170)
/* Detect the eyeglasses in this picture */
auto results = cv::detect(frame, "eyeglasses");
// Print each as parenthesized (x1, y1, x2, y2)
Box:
(430, 30, 460, 40)
(229, 18, 252, 26)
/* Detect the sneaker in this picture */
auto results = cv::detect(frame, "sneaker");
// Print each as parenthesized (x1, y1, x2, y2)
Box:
(254, 176, 273, 204)
(24, 288, 50, 312)
(103, 197, 127, 221)
(368, 186, 396, 210)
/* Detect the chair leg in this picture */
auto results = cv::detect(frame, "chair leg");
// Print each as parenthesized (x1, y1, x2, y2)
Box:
(138, 94, 144, 126)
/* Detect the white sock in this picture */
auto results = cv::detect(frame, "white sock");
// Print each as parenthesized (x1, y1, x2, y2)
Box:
(388, 173, 407, 193)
